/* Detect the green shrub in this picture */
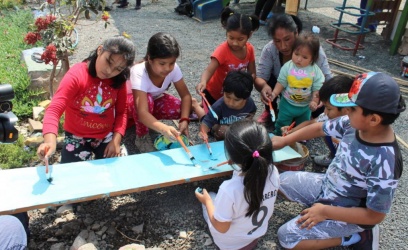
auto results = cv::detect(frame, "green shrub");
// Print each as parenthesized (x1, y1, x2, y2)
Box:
(0, 0, 22, 9)
(0, 8, 43, 118)
(0, 135, 37, 169)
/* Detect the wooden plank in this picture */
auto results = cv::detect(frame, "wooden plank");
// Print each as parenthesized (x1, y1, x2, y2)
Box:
(0, 140, 301, 215)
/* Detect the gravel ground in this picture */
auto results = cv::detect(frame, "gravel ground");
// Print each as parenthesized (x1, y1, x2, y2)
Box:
(26, 0, 408, 249)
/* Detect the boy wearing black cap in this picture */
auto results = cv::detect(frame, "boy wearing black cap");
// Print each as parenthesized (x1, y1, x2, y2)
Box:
(272, 72, 406, 249)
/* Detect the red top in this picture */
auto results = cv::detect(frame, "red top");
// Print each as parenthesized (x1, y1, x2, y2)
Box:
(43, 62, 127, 139)
(206, 41, 255, 100)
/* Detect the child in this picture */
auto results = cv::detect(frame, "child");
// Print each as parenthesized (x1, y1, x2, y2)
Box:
(272, 72, 406, 249)
(195, 7, 259, 105)
(127, 32, 192, 153)
(38, 36, 135, 162)
(270, 32, 324, 136)
(196, 120, 279, 250)
(198, 71, 257, 141)
(281, 75, 353, 168)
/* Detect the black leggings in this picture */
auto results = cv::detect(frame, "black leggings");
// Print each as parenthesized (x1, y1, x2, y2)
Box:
(254, 0, 277, 21)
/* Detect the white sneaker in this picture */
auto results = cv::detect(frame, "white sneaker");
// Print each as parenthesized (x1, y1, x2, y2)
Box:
(135, 135, 155, 153)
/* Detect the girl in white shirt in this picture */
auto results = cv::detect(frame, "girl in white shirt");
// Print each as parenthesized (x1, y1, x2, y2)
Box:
(127, 32, 192, 152)
(195, 120, 280, 250)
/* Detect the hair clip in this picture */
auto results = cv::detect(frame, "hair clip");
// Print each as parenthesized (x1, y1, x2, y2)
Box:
(252, 150, 259, 158)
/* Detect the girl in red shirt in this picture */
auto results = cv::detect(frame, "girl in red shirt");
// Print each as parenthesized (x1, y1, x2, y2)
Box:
(37, 36, 135, 163)
(195, 7, 259, 106)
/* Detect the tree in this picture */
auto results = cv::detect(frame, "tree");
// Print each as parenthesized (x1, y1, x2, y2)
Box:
(24, 0, 110, 97)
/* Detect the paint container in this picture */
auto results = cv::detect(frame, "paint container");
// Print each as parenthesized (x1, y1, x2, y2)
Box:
(274, 142, 309, 172)
(401, 56, 408, 78)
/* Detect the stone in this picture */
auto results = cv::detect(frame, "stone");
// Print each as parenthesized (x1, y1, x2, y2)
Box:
(56, 204, 74, 215)
(204, 238, 213, 246)
(38, 207, 49, 214)
(118, 244, 146, 250)
(83, 217, 94, 226)
(33, 106, 45, 120)
(78, 243, 98, 250)
(91, 223, 101, 231)
(55, 217, 67, 224)
(179, 231, 187, 239)
(70, 232, 87, 250)
(38, 99, 51, 108)
(96, 226, 108, 236)
(50, 242, 66, 250)
(61, 221, 81, 235)
(65, 213, 75, 221)
(106, 226, 116, 236)
(28, 118, 43, 133)
(131, 223, 144, 234)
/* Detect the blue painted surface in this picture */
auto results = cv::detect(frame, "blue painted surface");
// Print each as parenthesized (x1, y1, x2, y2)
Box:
(0, 140, 300, 214)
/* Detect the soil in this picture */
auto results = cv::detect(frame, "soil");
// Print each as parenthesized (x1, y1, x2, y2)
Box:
(20, 0, 408, 249)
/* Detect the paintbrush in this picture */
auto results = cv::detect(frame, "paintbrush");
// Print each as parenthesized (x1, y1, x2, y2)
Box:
(268, 100, 276, 122)
(200, 127, 212, 155)
(209, 160, 230, 170)
(283, 121, 296, 137)
(44, 148, 53, 183)
(200, 93, 219, 120)
(177, 135, 201, 168)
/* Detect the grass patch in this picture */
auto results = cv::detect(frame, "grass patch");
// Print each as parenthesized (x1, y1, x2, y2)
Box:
(0, 7, 43, 118)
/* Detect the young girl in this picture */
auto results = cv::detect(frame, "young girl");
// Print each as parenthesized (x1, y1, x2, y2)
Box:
(37, 36, 135, 162)
(270, 32, 324, 136)
(195, 120, 279, 250)
(195, 7, 259, 105)
(127, 32, 192, 153)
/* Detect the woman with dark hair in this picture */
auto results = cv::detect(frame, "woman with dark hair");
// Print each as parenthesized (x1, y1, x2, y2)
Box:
(254, 13, 332, 127)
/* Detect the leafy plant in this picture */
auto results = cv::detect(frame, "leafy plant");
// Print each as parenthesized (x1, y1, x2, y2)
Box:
(0, 9, 44, 118)
(0, 135, 37, 169)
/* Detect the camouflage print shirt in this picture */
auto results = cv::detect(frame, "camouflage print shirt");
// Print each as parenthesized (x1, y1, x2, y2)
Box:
(319, 116, 403, 214)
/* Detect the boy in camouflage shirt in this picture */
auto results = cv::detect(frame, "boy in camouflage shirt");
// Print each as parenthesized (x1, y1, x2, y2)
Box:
(272, 72, 406, 249)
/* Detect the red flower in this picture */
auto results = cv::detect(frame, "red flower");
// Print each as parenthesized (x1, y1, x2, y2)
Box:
(24, 32, 41, 45)
(101, 11, 110, 21)
(41, 44, 58, 65)
(47, 0, 55, 4)
(35, 15, 57, 31)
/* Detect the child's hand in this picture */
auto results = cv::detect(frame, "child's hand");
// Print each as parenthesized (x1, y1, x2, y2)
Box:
(37, 142, 56, 160)
(309, 101, 318, 111)
(260, 85, 273, 104)
(195, 188, 211, 204)
(281, 126, 290, 136)
(199, 130, 208, 142)
(178, 120, 189, 137)
(196, 81, 206, 95)
(271, 136, 286, 150)
(161, 125, 180, 142)
(297, 203, 327, 230)
(104, 140, 121, 158)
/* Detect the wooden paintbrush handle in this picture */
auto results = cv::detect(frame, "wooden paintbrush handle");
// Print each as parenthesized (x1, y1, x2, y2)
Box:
(177, 136, 190, 153)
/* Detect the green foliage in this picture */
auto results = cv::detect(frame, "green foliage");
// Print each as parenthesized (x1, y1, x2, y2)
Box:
(0, 9, 43, 118)
(0, 0, 22, 9)
(0, 135, 37, 169)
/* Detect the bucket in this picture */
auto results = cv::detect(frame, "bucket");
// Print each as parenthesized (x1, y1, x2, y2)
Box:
(274, 142, 309, 172)
(401, 56, 408, 78)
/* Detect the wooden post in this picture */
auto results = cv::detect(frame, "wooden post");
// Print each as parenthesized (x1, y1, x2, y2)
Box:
(390, 0, 408, 55)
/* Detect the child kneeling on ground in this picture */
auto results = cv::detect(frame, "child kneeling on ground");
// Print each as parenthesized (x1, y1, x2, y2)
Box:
(198, 71, 257, 141)
(196, 120, 279, 250)
(272, 72, 406, 249)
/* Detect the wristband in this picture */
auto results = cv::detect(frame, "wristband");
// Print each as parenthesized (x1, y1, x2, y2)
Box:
(179, 117, 190, 124)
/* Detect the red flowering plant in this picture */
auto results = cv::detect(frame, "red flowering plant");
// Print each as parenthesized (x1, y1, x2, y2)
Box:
(23, 0, 110, 97)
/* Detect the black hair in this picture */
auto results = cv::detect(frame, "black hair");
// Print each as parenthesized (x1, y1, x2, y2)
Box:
(361, 95, 406, 125)
(319, 75, 354, 110)
(224, 120, 273, 217)
(144, 32, 180, 60)
(223, 71, 253, 99)
(293, 32, 320, 65)
(267, 13, 302, 38)
(85, 36, 135, 89)
(220, 7, 260, 37)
